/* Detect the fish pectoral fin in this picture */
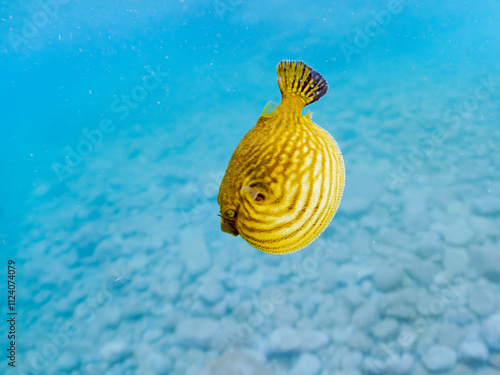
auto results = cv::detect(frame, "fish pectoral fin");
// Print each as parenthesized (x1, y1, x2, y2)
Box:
(261, 101, 278, 116)
(241, 183, 267, 202)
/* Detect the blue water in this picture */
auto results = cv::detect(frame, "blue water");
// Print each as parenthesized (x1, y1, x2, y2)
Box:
(1, 0, 500, 374)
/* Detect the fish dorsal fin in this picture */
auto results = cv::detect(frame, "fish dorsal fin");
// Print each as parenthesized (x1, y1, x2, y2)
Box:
(261, 101, 278, 116)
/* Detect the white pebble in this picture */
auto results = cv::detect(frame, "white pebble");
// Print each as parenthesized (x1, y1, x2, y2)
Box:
(57, 352, 79, 371)
(100, 341, 130, 363)
(348, 332, 374, 353)
(143, 327, 163, 342)
(342, 351, 363, 369)
(201, 349, 265, 375)
(180, 226, 211, 276)
(467, 281, 497, 316)
(236, 257, 255, 273)
(483, 314, 500, 350)
(267, 326, 300, 353)
(149, 353, 172, 374)
(443, 219, 473, 246)
(336, 264, 373, 285)
(379, 227, 412, 248)
(341, 197, 370, 216)
(385, 303, 417, 321)
(175, 317, 219, 348)
(470, 214, 500, 237)
(274, 304, 300, 325)
(371, 318, 399, 340)
(406, 261, 440, 284)
(373, 266, 404, 291)
(384, 353, 414, 375)
(443, 247, 469, 275)
(472, 241, 500, 282)
(437, 322, 462, 350)
(422, 344, 457, 372)
(102, 306, 123, 328)
(459, 340, 489, 363)
(490, 353, 500, 369)
(332, 325, 355, 344)
(198, 280, 224, 304)
(473, 196, 500, 215)
(475, 368, 500, 375)
(360, 280, 374, 296)
(290, 353, 322, 375)
(297, 330, 330, 351)
(352, 302, 378, 329)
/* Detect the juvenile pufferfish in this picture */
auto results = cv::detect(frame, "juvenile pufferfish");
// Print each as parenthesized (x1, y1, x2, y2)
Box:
(217, 60, 345, 254)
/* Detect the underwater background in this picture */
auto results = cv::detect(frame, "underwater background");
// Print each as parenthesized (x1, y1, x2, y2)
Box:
(1, 0, 500, 374)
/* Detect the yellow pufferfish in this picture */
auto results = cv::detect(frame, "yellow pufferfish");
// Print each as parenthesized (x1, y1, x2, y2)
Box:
(217, 60, 345, 254)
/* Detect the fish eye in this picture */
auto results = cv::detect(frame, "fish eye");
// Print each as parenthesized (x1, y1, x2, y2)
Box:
(225, 210, 236, 218)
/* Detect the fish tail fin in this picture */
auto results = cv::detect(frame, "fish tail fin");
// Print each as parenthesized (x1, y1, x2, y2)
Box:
(276, 61, 328, 106)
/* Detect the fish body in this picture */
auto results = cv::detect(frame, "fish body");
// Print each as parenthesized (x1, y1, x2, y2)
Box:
(217, 61, 345, 254)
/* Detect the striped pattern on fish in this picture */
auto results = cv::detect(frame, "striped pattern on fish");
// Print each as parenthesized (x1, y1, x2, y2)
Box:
(217, 61, 345, 254)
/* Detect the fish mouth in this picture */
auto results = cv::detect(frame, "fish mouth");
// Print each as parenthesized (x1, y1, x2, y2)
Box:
(221, 217, 239, 237)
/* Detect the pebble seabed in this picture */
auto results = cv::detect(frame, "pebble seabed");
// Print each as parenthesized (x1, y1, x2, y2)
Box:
(4, 66, 500, 375)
